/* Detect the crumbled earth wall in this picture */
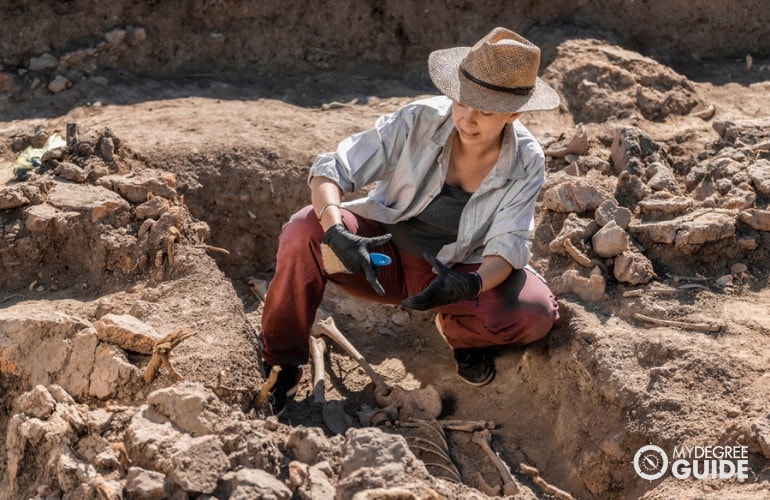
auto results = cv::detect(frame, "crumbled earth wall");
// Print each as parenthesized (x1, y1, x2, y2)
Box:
(1, 0, 769, 79)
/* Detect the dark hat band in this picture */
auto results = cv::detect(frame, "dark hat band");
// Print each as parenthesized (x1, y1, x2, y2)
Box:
(460, 65, 534, 96)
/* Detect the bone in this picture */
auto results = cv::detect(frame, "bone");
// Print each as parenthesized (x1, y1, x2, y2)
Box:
(254, 365, 281, 409)
(633, 312, 722, 333)
(399, 418, 496, 432)
(473, 471, 501, 496)
(520, 463, 575, 500)
(313, 306, 441, 421)
(472, 430, 520, 496)
(310, 336, 327, 404)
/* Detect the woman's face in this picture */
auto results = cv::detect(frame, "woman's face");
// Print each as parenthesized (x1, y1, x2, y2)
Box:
(451, 101, 520, 146)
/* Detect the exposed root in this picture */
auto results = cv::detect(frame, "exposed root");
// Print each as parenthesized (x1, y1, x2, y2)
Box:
(144, 328, 197, 383)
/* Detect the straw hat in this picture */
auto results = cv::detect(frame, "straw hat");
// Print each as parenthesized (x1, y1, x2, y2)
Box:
(428, 27, 560, 113)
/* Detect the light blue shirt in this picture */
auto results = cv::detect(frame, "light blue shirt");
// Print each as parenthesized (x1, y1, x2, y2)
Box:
(308, 95, 546, 269)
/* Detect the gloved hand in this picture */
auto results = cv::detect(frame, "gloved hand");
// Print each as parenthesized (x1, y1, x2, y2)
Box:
(402, 253, 482, 310)
(322, 224, 392, 296)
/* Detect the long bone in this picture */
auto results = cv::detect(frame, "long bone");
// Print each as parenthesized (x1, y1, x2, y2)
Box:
(311, 306, 442, 421)
(472, 429, 520, 496)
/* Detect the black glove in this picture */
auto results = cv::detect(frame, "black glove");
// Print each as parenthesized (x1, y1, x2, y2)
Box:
(322, 224, 392, 296)
(401, 253, 482, 310)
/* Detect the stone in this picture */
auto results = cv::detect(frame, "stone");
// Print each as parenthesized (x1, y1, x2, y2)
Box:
(94, 313, 164, 355)
(615, 171, 651, 208)
(29, 52, 58, 71)
(740, 208, 770, 231)
(289, 461, 336, 500)
(610, 126, 661, 176)
(47, 182, 130, 223)
(549, 213, 599, 256)
(147, 383, 219, 436)
(630, 209, 737, 247)
(646, 161, 679, 193)
(223, 468, 292, 500)
(747, 159, 770, 195)
(84, 408, 114, 434)
(592, 221, 629, 258)
(54, 161, 87, 182)
(390, 310, 410, 327)
(0, 186, 30, 210)
(753, 419, 770, 459)
(17, 385, 56, 419)
(136, 196, 171, 220)
(125, 467, 172, 500)
(637, 196, 693, 216)
(731, 263, 748, 275)
(552, 269, 606, 302)
(24, 204, 63, 233)
(614, 251, 656, 285)
(542, 179, 611, 213)
(125, 406, 184, 471)
(98, 170, 177, 203)
(287, 426, 328, 465)
(595, 199, 632, 229)
(168, 435, 229, 494)
(89, 343, 140, 399)
(48, 75, 71, 94)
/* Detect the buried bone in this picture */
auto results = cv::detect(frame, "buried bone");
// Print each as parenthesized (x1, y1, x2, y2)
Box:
(472, 429, 520, 496)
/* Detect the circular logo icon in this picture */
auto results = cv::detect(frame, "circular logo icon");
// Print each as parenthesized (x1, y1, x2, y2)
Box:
(633, 445, 668, 481)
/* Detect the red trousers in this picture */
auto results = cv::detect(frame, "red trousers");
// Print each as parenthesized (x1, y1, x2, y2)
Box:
(261, 206, 559, 367)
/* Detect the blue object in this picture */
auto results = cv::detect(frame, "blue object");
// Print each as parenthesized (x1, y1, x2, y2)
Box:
(370, 253, 392, 267)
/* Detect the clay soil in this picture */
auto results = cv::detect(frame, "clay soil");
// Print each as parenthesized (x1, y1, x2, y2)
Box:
(2, 5, 770, 500)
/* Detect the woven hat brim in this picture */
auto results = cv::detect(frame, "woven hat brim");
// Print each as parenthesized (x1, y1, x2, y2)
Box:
(428, 47, 560, 114)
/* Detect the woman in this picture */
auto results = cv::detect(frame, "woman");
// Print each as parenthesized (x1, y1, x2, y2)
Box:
(260, 27, 560, 415)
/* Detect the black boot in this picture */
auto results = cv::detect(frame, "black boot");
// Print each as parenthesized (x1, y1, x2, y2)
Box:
(262, 362, 301, 416)
(453, 348, 495, 386)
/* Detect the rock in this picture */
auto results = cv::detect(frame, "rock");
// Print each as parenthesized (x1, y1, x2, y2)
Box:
(646, 161, 679, 193)
(89, 343, 140, 399)
(739, 208, 770, 231)
(610, 126, 661, 176)
(0, 308, 97, 398)
(94, 313, 164, 355)
(287, 426, 328, 465)
(390, 310, 410, 327)
(720, 185, 756, 210)
(753, 419, 770, 459)
(125, 406, 185, 471)
(47, 182, 130, 223)
(592, 221, 629, 258)
(542, 179, 611, 213)
(29, 52, 58, 71)
(545, 124, 589, 157)
(339, 428, 430, 498)
(0, 186, 30, 210)
(614, 251, 656, 285)
(747, 160, 770, 195)
(551, 269, 605, 302)
(125, 467, 173, 500)
(136, 196, 171, 220)
(716, 274, 733, 287)
(630, 209, 737, 247)
(84, 408, 114, 434)
(147, 383, 219, 436)
(222, 468, 291, 500)
(288, 461, 336, 500)
(54, 161, 87, 182)
(23, 204, 66, 233)
(731, 263, 748, 275)
(549, 213, 599, 256)
(167, 435, 229, 494)
(615, 171, 651, 208)
(17, 385, 57, 419)
(98, 170, 177, 203)
(48, 75, 72, 94)
(637, 196, 694, 216)
(595, 199, 632, 229)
